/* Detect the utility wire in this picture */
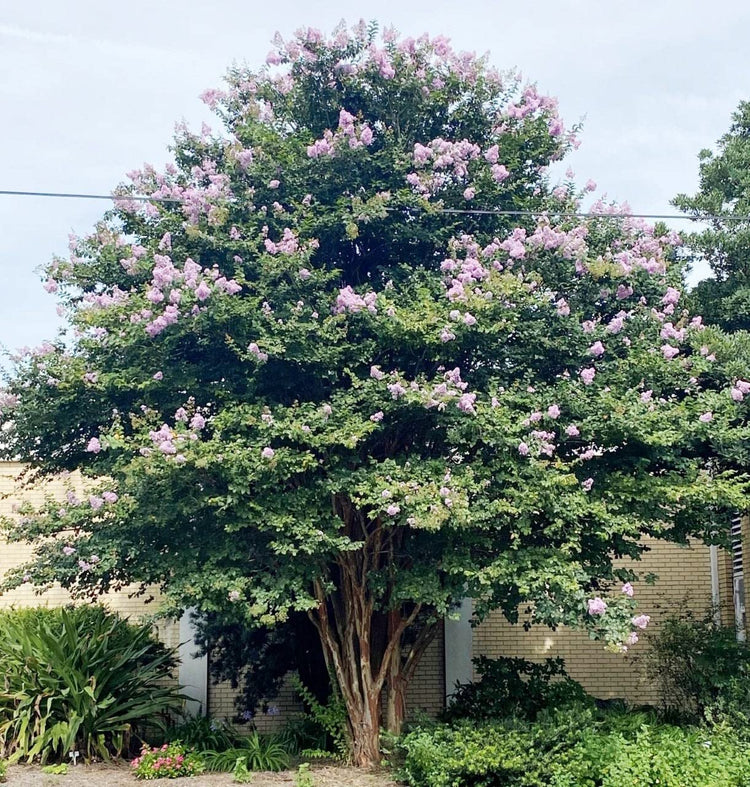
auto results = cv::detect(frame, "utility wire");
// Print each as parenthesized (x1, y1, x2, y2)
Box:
(1, 188, 749, 222)
(0, 189, 181, 203)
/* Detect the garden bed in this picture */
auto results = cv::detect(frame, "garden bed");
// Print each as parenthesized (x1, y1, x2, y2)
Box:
(3, 762, 398, 786)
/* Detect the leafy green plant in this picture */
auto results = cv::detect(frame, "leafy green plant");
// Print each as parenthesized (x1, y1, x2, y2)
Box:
(232, 756, 254, 783)
(41, 763, 68, 774)
(397, 708, 750, 787)
(277, 714, 329, 756)
(295, 762, 315, 787)
(0, 758, 6, 783)
(161, 715, 239, 751)
(0, 605, 184, 763)
(130, 741, 204, 780)
(289, 674, 350, 761)
(444, 656, 590, 722)
(202, 732, 288, 772)
(646, 612, 750, 722)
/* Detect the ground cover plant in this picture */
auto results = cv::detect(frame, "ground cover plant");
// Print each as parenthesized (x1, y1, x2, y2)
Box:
(3, 19, 750, 765)
(396, 707, 750, 787)
(0, 606, 184, 763)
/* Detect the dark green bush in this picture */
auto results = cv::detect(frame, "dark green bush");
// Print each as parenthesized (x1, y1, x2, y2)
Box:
(0, 605, 184, 763)
(444, 656, 590, 722)
(647, 612, 750, 723)
(161, 715, 240, 752)
(397, 710, 585, 787)
(397, 708, 750, 787)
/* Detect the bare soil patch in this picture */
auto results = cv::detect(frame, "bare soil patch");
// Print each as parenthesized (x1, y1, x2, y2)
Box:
(4, 762, 399, 787)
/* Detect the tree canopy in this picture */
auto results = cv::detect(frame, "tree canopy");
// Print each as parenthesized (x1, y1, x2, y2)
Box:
(674, 100, 750, 330)
(2, 22, 749, 765)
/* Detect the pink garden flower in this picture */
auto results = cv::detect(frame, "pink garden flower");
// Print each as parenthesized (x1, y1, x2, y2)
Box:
(588, 597, 607, 615)
(580, 368, 596, 385)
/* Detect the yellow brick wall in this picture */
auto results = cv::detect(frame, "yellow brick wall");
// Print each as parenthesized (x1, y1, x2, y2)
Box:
(209, 675, 304, 730)
(406, 622, 445, 718)
(473, 537, 722, 705)
(0, 462, 180, 651)
(208, 623, 445, 726)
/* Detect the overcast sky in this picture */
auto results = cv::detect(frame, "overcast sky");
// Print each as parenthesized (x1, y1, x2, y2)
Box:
(2, 0, 749, 362)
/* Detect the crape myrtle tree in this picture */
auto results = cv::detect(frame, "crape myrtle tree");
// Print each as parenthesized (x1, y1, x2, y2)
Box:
(2, 22, 750, 766)
(674, 100, 750, 331)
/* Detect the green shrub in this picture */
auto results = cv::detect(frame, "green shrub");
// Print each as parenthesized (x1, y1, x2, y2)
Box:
(295, 763, 315, 787)
(0, 758, 6, 783)
(162, 715, 239, 751)
(277, 714, 330, 756)
(201, 732, 289, 772)
(646, 612, 750, 722)
(232, 755, 254, 783)
(289, 673, 350, 760)
(397, 709, 750, 787)
(549, 722, 750, 787)
(397, 721, 545, 787)
(130, 741, 204, 780)
(444, 656, 590, 722)
(0, 605, 184, 763)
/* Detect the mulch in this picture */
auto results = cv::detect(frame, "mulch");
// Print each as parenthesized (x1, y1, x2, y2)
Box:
(4, 762, 399, 786)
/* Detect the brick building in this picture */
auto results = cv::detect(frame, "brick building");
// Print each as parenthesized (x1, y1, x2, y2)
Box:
(1, 460, 746, 724)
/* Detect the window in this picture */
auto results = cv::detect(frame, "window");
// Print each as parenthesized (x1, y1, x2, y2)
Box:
(731, 516, 746, 641)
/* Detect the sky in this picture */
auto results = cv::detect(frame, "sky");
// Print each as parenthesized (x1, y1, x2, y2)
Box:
(1, 0, 749, 363)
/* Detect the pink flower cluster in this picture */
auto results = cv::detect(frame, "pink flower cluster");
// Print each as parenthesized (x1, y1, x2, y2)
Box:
(406, 137, 515, 198)
(147, 424, 187, 462)
(307, 109, 374, 158)
(248, 342, 269, 362)
(130, 744, 186, 773)
(260, 24, 498, 93)
(526, 219, 589, 261)
(731, 380, 750, 401)
(0, 392, 19, 416)
(124, 255, 242, 337)
(333, 286, 378, 315)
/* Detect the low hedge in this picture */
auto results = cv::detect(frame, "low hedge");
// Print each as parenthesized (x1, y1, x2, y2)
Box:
(397, 706, 750, 787)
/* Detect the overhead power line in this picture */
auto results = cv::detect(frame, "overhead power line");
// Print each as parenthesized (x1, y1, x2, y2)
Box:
(1, 188, 749, 223)
(0, 189, 181, 203)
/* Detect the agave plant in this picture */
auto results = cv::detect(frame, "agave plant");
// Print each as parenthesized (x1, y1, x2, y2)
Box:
(0, 605, 184, 763)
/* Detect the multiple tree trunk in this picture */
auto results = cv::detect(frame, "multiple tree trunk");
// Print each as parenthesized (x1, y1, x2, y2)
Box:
(306, 496, 439, 767)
